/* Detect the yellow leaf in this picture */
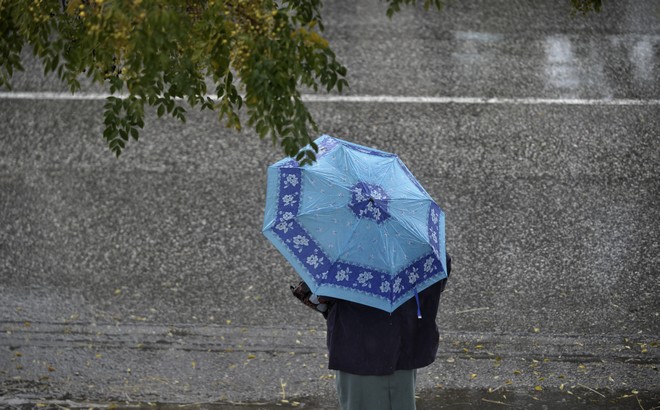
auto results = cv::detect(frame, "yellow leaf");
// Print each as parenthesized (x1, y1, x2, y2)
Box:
(66, 0, 82, 15)
(247, 354, 256, 359)
(535, 386, 543, 391)
(114, 289, 122, 295)
(470, 373, 477, 379)
(192, 361, 197, 369)
(513, 370, 522, 375)
(560, 384, 565, 390)
(475, 344, 484, 349)
(533, 327, 540, 333)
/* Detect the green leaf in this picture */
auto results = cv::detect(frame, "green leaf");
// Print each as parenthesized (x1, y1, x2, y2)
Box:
(103, 127, 116, 140)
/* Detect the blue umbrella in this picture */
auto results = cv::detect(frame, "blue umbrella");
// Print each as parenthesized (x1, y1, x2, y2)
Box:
(263, 135, 447, 314)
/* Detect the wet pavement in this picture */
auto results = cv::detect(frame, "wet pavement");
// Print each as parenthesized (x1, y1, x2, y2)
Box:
(1, 0, 660, 408)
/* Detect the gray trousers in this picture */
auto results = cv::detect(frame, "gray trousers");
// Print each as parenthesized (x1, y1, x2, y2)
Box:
(335, 369, 417, 410)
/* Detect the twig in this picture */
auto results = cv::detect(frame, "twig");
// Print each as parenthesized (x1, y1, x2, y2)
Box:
(481, 398, 514, 407)
(455, 307, 490, 314)
(636, 395, 645, 410)
(577, 383, 606, 398)
(488, 384, 506, 393)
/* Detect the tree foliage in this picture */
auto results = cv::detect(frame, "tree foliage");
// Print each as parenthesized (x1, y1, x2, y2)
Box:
(0, 0, 601, 162)
(0, 0, 352, 163)
(570, 0, 602, 15)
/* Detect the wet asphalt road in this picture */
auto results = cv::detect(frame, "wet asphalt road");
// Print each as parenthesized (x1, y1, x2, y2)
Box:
(1, 0, 660, 408)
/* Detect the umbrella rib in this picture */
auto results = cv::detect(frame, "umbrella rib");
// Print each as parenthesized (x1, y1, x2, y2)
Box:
(296, 205, 346, 217)
(333, 215, 366, 266)
(387, 198, 434, 243)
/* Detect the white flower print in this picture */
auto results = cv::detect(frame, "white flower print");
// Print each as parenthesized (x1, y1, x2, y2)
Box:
(335, 267, 351, 282)
(408, 267, 419, 284)
(371, 190, 384, 200)
(320, 271, 328, 280)
(365, 202, 381, 221)
(282, 194, 297, 207)
(282, 212, 294, 221)
(431, 209, 439, 224)
(430, 230, 438, 244)
(285, 174, 299, 188)
(424, 257, 435, 273)
(292, 235, 309, 253)
(393, 277, 402, 294)
(276, 221, 293, 233)
(357, 271, 373, 288)
(306, 254, 323, 269)
(352, 187, 367, 202)
(379, 280, 391, 294)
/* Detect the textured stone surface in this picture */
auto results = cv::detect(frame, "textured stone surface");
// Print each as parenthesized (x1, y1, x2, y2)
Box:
(1, 0, 659, 408)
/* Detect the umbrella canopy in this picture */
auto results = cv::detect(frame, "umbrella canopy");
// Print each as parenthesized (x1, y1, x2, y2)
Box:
(263, 135, 447, 313)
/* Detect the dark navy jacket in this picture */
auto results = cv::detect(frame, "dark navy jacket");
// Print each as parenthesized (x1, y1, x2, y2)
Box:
(326, 255, 451, 376)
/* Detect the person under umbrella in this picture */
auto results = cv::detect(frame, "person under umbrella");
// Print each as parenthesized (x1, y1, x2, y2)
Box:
(264, 136, 451, 409)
